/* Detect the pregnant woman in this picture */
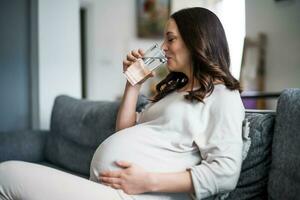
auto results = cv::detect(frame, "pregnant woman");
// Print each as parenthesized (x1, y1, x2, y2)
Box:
(0, 7, 244, 200)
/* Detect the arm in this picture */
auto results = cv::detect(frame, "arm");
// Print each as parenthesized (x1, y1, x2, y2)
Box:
(115, 49, 146, 132)
(188, 92, 245, 199)
(100, 161, 195, 195)
(147, 94, 244, 196)
(148, 170, 194, 193)
(115, 82, 141, 131)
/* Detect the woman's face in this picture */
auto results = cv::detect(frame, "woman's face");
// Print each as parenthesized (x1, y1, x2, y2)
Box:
(161, 18, 191, 75)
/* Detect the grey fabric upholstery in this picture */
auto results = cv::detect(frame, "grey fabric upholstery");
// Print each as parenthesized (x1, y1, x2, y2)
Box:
(0, 130, 48, 162)
(44, 95, 148, 176)
(44, 95, 120, 175)
(227, 112, 275, 199)
(268, 88, 300, 199)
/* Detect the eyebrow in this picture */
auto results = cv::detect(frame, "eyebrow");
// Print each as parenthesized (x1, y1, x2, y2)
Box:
(166, 31, 175, 36)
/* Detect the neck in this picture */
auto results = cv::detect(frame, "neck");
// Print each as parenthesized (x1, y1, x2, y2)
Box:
(179, 78, 224, 92)
(178, 77, 199, 92)
(181, 67, 199, 91)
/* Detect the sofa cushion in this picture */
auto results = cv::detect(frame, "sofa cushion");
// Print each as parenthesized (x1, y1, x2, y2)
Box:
(44, 95, 148, 176)
(227, 112, 275, 199)
(268, 88, 300, 199)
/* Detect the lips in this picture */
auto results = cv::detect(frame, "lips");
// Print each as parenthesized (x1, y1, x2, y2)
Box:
(167, 57, 172, 64)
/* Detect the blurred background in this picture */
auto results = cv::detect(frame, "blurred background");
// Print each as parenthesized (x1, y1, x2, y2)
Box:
(0, 0, 299, 131)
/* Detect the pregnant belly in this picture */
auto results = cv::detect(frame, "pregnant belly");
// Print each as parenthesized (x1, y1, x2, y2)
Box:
(89, 125, 200, 182)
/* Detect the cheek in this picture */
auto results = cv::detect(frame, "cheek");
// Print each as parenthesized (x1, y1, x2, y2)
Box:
(177, 49, 190, 66)
(167, 45, 190, 70)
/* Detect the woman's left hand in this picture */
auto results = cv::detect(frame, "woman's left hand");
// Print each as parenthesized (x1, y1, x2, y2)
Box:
(99, 161, 152, 195)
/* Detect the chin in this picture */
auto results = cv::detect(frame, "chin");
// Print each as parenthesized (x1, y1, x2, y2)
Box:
(167, 67, 175, 73)
(166, 65, 180, 73)
(166, 62, 176, 71)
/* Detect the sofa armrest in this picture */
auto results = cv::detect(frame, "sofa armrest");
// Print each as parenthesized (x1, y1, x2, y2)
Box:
(268, 88, 300, 199)
(0, 130, 49, 163)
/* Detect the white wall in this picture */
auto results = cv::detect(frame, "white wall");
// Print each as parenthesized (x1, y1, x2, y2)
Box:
(84, 0, 245, 101)
(38, 0, 82, 129)
(246, 0, 300, 92)
(84, 0, 163, 101)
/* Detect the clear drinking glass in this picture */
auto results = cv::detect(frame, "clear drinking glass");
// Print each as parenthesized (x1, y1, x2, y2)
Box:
(123, 43, 167, 86)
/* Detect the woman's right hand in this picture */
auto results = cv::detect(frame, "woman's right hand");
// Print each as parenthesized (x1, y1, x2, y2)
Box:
(122, 49, 144, 72)
(123, 49, 155, 86)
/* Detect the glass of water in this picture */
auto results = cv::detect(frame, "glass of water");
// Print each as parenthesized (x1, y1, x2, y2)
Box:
(123, 43, 167, 86)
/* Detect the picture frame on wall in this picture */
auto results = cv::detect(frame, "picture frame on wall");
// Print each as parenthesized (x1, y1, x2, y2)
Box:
(136, 0, 171, 39)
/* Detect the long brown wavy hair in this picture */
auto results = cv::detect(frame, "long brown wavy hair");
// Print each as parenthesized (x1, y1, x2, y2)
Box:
(152, 7, 241, 103)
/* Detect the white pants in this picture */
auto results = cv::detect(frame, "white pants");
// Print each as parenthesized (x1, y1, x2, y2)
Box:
(0, 161, 123, 200)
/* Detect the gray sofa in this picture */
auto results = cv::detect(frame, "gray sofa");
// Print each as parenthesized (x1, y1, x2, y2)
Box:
(0, 88, 299, 199)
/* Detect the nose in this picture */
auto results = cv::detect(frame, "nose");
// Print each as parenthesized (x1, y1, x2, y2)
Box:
(161, 41, 168, 52)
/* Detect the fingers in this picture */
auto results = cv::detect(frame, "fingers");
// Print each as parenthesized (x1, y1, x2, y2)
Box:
(138, 48, 145, 56)
(115, 160, 132, 168)
(122, 60, 131, 71)
(103, 183, 122, 190)
(126, 53, 137, 62)
(100, 170, 122, 178)
(123, 49, 144, 71)
(132, 49, 143, 59)
(126, 50, 142, 62)
(100, 176, 122, 185)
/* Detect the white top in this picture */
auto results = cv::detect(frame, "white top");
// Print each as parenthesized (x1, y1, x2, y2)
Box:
(90, 84, 245, 200)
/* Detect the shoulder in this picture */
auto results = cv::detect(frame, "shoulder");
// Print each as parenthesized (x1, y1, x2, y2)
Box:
(211, 84, 240, 98)
(205, 84, 245, 117)
(207, 84, 243, 105)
